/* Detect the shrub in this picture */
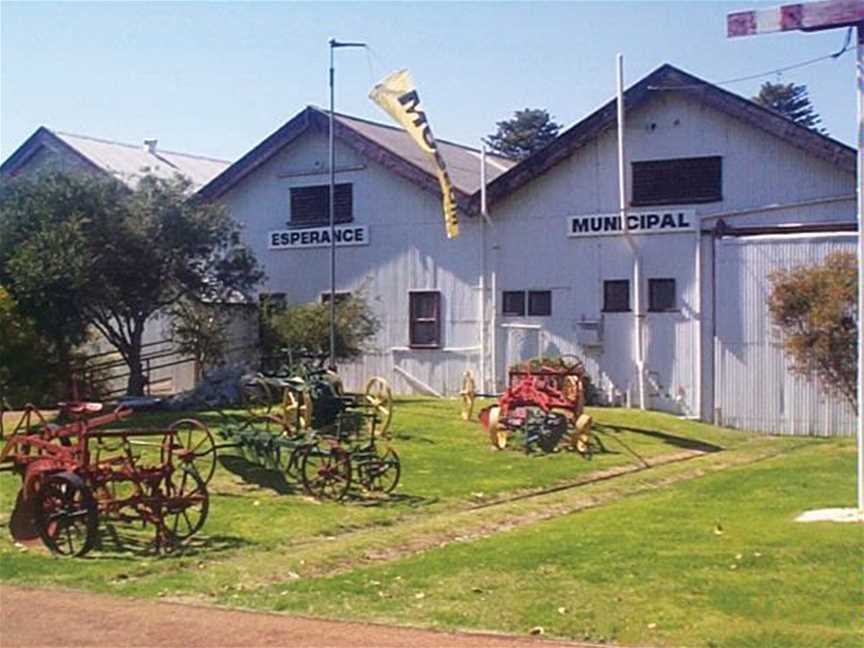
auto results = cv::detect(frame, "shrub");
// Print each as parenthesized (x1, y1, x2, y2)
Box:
(768, 251, 857, 409)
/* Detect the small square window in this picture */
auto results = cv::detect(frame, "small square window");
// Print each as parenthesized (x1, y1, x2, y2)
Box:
(603, 280, 630, 313)
(320, 292, 351, 305)
(409, 291, 440, 348)
(649, 278, 676, 312)
(528, 290, 551, 316)
(502, 291, 525, 317)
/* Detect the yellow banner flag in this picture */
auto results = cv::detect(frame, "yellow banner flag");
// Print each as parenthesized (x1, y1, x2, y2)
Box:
(369, 70, 459, 239)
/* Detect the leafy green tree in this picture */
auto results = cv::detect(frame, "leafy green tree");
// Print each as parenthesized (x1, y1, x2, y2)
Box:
(768, 251, 857, 409)
(170, 298, 231, 383)
(0, 286, 70, 406)
(485, 108, 562, 160)
(267, 294, 380, 361)
(0, 173, 263, 396)
(753, 81, 825, 133)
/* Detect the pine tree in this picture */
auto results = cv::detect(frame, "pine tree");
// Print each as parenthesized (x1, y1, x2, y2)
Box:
(753, 81, 826, 133)
(485, 108, 562, 161)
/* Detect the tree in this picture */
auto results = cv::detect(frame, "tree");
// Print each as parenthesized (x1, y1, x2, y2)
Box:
(753, 81, 825, 133)
(0, 172, 263, 396)
(767, 251, 857, 409)
(0, 286, 71, 406)
(267, 294, 380, 361)
(170, 298, 230, 383)
(485, 108, 562, 160)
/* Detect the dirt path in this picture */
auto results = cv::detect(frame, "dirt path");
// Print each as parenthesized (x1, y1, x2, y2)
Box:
(1, 586, 608, 648)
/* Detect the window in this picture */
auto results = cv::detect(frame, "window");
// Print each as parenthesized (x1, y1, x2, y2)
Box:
(289, 183, 353, 226)
(649, 278, 676, 312)
(320, 292, 351, 305)
(603, 280, 630, 312)
(502, 291, 526, 317)
(259, 292, 287, 314)
(528, 290, 552, 316)
(632, 156, 722, 206)
(409, 291, 440, 348)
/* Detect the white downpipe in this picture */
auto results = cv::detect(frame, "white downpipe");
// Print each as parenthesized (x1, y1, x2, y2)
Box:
(479, 145, 488, 393)
(393, 365, 444, 398)
(618, 53, 646, 410)
(695, 229, 702, 419)
(856, 24, 863, 512)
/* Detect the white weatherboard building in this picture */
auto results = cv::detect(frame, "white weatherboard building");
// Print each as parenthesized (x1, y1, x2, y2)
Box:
(2, 65, 857, 436)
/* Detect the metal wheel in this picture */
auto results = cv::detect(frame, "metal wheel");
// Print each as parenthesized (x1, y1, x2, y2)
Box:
(164, 419, 216, 484)
(34, 472, 99, 557)
(300, 443, 352, 501)
(364, 377, 393, 437)
(460, 370, 476, 421)
(240, 377, 273, 415)
(562, 375, 584, 412)
(574, 413, 594, 456)
(487, 406, 508, 449)
(163, 467, 209, 542)
(360, 446, 401, 493)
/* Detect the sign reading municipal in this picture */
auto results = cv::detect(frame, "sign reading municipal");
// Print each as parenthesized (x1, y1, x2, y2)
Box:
(568, 210, 696, 238)
(268, 225, 370, 250)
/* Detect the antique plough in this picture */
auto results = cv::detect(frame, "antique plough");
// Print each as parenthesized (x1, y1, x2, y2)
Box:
(217, 350, 400, 499)
(0, 402, 213, 557)
(466, 359, 599, 456)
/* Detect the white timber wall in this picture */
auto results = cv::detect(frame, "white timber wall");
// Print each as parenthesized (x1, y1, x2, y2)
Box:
(489, 91, 855, 420)
(221, 130, 484, 395)
(714, 234, 857, 436)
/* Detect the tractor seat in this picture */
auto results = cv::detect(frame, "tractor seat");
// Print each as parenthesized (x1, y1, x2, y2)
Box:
(58, 401, 104, 414)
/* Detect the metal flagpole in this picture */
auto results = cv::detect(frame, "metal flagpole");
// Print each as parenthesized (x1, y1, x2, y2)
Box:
(856, 22, 863, 512)
(617, 53, 646, 410)
(328, 37, 366, 369)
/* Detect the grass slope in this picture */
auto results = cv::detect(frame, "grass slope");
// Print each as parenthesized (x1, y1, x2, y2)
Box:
(1, 400, 858, 647)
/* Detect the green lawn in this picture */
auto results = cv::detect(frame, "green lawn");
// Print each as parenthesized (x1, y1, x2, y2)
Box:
(1, 399, 858, 647)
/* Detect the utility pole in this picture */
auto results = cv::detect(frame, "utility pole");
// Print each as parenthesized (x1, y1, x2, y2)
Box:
(728, 0, 864, 512)
(328, 38, 366, 369)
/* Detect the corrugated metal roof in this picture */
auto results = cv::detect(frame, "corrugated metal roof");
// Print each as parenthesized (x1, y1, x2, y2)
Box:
(331, 112, 515, 195)
(51, 130, 230, 190)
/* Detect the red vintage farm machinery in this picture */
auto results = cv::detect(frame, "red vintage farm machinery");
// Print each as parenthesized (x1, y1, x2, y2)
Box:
(0, 401, 213, 557)
(462, 358, 599, 456)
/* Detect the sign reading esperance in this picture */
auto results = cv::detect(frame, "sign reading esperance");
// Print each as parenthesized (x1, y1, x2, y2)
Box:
(268, 225, 370, 250)
(568, 210, 696, 238)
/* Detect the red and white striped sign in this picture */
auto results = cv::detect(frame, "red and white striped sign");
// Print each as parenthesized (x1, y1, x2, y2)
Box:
(728, 0, 864, 37)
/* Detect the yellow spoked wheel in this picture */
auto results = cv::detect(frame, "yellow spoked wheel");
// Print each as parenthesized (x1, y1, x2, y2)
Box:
(282, 389, 305, 434)
(562, 375, 584, 410)
(298, 390, 314, 431)
(487, 406, 508, 449)
(364, 377, 393, 437)
(460, 370, 477, 421)
(574, 413, 594, 455)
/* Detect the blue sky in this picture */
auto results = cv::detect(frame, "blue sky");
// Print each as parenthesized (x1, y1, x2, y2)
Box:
(1, 1, 857, 162)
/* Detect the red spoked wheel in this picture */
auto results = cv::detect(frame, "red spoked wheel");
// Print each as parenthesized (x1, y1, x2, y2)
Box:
(300, 442, 352, 501)
(34, 471, 99, 557)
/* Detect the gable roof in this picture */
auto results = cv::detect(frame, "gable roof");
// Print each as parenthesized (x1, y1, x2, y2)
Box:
(0, 127, 230, 190)
(472, 64, 856, 211)
(197, 106, 515, 203)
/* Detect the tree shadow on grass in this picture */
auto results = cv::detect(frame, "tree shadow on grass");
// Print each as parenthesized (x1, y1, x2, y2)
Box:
(217, 455, 301, 496)
(599, 424, 724, 454)
(90, 523, 249, 560)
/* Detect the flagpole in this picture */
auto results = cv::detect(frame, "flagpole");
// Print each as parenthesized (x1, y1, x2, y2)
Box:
(328, 37, 366, 369)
